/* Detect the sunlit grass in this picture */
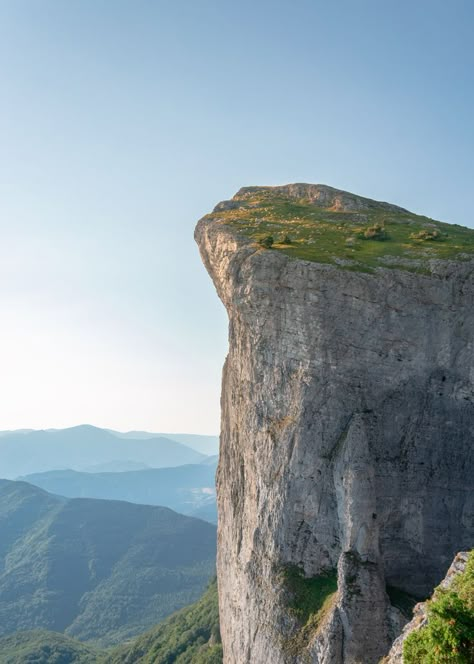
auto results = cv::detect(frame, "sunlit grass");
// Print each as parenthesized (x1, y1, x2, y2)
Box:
(206, 191, 474, 274)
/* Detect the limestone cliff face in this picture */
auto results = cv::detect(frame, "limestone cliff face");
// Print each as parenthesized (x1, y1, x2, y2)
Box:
(195, 184, 474, 664)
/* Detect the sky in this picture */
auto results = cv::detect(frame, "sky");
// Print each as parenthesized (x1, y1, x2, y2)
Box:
(0, 0, 473, 434)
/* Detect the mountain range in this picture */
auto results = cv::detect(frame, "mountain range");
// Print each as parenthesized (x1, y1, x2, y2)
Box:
(21, 461, 218, 523)
(106, 430, 219, 456)
(0, 425, 216, 478)
(0, 479, 216, 646)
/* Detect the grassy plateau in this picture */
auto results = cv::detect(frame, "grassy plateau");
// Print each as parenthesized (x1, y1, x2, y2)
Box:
(206, 186, 474, 274)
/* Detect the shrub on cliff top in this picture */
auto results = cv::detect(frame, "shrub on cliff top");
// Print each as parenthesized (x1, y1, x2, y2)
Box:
(259, 235, 274, 248)
(409, 229, 446, 241)
(360, 224, 389, 241)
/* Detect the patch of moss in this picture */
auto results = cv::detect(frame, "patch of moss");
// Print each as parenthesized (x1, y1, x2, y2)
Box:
(206, 189, 474, 274)
(279, 565, 337, 658)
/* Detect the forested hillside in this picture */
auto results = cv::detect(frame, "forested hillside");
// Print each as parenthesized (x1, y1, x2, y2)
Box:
(0, 480, 216, 646)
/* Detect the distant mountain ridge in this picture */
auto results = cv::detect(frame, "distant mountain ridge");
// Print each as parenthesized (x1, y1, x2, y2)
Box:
(0, 426, 219, 455)
(0, 479, 216, 646)
(21, 462, 218, 523)
(108, 430, 219, 456)
(81, 460, 151, 473)
(0, 425, 207, 479)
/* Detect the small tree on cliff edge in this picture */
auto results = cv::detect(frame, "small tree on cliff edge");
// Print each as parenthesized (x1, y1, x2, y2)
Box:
(259, 235, 274, 249)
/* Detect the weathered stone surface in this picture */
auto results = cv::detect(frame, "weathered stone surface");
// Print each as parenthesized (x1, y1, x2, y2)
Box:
(195, 184, 474, 663)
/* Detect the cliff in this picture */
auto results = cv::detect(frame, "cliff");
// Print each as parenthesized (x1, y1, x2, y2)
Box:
(195, 184, 474, 664)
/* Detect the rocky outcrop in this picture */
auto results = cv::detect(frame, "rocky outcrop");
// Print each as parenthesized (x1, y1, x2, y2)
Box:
(384, 551, 470, 663)
(195, 184, 474, 663)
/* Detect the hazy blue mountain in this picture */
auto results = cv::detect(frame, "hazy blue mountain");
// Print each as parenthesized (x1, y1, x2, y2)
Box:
(0, 480, 216, 646)
(190, 501, 218, 524)
(109, 430, 219, 456)
(159, 433, 219, 456)
(81, 460, 151, 473)
(0, 429, 34, 436)
(21, 462, 217, 522)
(201, 454, 219, 466)
(0, 425, 205, 479)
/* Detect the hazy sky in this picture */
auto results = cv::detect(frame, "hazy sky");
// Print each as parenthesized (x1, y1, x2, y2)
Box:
(1, 1, 473, 434)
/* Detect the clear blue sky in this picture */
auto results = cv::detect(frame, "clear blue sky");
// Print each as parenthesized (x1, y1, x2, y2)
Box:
(1, 0, 473, 433)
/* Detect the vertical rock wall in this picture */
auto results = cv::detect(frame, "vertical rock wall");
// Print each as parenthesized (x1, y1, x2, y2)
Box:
(195, 188, 474, 663)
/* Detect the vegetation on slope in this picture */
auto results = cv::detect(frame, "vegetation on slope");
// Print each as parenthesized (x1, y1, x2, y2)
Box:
(280, 564, 338, 657)
(206, 186, 474, 274)
(0, 480, 216, 646)
(0, 582, 222, 663)
(0, 630, 100, 664)
(403, 550, 474, 663)
(105, 578, 222, 664)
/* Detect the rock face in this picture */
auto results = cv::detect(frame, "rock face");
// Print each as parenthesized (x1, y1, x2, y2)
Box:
(195, 184, 474, 663)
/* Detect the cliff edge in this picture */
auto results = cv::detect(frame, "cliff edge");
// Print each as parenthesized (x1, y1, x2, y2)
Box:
(195, 184, 474, 663)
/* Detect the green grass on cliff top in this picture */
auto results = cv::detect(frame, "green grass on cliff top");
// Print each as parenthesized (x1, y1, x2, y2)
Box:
(207, 188, 474, 273)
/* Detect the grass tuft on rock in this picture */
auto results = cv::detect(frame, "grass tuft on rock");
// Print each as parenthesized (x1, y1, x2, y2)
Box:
(280, 564, 338, 658)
